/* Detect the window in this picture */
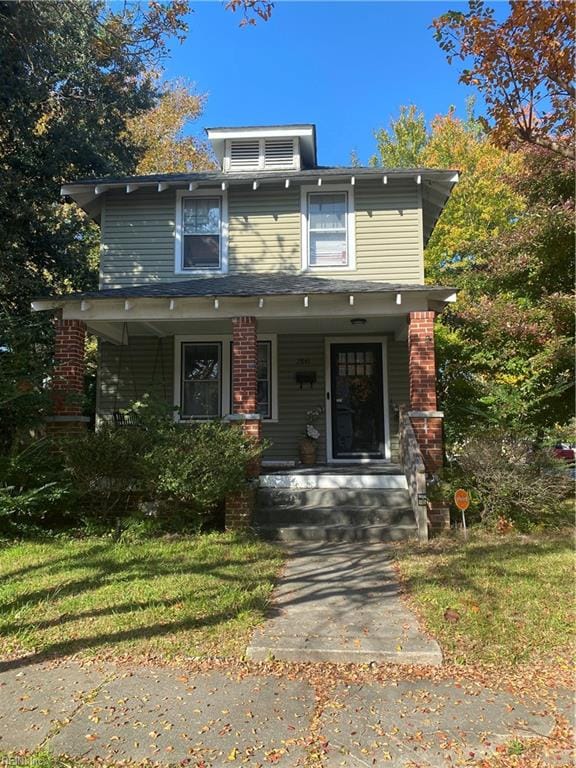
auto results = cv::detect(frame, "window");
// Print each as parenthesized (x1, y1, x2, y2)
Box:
(257, 341, 272, 418)
(180, 197, 222, 271)
(175, 336, 277, 422)
(181, 342, 221, 418)
(229, 340, 273, 419)
(301, 186, 355, 270)
(308, 192, 348, 267)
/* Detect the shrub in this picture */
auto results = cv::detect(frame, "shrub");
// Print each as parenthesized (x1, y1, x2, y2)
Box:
(61, 423, 154, 521)
(61, 401, 264, 531)
(457, 431, 573, 530)
(0, 439, 72, 534)
(150, 421, 262, 513)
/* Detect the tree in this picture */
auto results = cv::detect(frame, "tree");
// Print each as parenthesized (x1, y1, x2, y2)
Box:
(126, 78, 215, 174)
(420, 103, 524, 282)
(432, 1, 575, 158)
(367, 103, 573, 440)
(0, 0, 273, 449)
(369, 106, 428, 168)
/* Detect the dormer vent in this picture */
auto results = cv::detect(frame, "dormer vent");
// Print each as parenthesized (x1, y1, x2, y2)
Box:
(264, 138, 296, 169)
(207, 125, 316, 172)
(229, 139, 260, 170)
(225, 137, 298, 172)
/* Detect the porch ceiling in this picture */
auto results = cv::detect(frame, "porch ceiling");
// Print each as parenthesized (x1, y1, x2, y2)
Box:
(86, 314, 408, 342)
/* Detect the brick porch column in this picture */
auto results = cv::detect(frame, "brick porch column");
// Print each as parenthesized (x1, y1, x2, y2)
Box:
(408, 311, 443, 472)
(225, 316, 261, 530)
(46, 316, 90, 436)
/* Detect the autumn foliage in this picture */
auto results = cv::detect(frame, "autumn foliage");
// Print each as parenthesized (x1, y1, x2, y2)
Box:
(432, 0, 575, 158)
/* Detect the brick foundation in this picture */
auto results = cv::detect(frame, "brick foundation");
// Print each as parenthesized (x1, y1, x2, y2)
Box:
(408, 311, 443, 472)
(225, 487, 256, 531)
(46, 317, 88, 437)
(226, 317, 261, 529)
(427, 501, 451, 535)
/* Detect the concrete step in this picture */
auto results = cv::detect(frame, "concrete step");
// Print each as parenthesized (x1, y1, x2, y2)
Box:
(254, 505, 415, 527)
(257, 487, 411, 510)
(259, 473, 407, 490)
(256, 523, 417, 543)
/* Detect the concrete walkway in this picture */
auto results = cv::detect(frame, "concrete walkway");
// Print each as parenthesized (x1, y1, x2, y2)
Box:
(0, 660, 571, 766)
(246, 543, 442, 664)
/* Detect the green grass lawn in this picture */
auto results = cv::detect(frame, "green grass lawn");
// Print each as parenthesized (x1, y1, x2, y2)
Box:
(0, 533, 283, 662)
(395, 529, 575, 665)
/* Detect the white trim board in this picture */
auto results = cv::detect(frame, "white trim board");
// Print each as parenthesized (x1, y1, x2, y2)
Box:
(324, 336, 391, 464)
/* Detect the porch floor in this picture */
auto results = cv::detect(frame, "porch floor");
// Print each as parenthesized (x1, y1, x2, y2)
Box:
(261, 463, 403, 476)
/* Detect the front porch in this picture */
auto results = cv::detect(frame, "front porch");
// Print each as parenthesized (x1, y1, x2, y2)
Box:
(33, 274, 453, 538)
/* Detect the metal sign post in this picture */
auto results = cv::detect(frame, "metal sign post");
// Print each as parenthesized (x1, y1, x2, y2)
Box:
(454, 489, 470, 540)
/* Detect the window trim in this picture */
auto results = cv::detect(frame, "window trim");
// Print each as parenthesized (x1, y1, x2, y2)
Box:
(174, 189, 229, 275)
(300, 184, 356, 271)
(173, 334, 278, 422)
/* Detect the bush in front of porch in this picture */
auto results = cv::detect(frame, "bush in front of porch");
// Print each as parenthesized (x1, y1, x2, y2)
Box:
(0, 399, 264, 536)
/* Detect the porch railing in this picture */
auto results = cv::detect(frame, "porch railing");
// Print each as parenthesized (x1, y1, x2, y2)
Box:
(399, 406, 428, 542)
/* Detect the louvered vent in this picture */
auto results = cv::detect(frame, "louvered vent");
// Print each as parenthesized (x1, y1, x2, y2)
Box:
(264, 138, 295, 169)
(229, 140, 260, 169)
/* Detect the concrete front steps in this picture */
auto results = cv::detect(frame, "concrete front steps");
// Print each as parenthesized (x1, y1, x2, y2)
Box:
(255, 470, 417, 543)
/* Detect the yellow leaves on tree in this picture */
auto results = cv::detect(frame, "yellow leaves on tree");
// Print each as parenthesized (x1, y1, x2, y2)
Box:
(126, 78, 216, 174)
(420, 106, 524, 281)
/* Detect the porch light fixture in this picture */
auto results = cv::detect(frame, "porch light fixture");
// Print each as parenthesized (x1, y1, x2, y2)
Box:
(350, 318, 367, 326)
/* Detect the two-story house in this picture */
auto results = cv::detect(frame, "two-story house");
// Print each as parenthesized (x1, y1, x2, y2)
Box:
(33, 124, 458, 540)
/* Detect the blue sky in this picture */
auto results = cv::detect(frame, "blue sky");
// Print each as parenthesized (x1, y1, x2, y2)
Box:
(163, 1, 506, 166)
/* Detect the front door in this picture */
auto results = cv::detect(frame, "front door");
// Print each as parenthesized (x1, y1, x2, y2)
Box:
(329, 342, 385, 459)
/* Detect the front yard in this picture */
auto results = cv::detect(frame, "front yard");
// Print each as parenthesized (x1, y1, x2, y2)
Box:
(395, 528, 575, 666)
(0, 533, 283, 662)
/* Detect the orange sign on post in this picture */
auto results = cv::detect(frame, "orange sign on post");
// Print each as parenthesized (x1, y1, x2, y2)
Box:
(454, 489, 470, 511)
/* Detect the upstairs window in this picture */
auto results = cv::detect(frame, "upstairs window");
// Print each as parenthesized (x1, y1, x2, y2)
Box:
(308, 192, 348, 267)
(176, 193, 227, 274)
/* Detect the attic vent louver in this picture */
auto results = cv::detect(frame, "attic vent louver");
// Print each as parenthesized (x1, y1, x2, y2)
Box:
(264, 138, 295, 169)
(229, 139, 260, 170)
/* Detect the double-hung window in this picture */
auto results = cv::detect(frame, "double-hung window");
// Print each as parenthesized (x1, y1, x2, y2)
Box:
(308, 192, 348, 267)
(179, 196, 223, 272)
(301, 187, 354, 270)
(181, 342, 221, 418)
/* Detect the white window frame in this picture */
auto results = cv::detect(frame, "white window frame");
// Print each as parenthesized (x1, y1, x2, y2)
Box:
(300, 184, 356, 272)
(174, 334, 278, 422)
(174, 189, 228, 275)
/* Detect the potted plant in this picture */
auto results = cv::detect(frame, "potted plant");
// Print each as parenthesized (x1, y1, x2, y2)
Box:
(299, 407, 323, 465)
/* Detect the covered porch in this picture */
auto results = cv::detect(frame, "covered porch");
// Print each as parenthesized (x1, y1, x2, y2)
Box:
(33, 274, 454, 472)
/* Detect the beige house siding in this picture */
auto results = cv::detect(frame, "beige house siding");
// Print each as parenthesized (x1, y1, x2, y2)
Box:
(100, 181, 422, 287)
(97, 333, 408, 462)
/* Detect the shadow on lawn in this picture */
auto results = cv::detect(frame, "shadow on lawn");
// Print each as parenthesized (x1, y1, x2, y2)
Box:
(0, 539, 278, 672)
(398, 534, 574, 605)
